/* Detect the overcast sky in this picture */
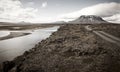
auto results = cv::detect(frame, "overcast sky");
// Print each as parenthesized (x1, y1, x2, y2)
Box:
(0, 0, 120, 23)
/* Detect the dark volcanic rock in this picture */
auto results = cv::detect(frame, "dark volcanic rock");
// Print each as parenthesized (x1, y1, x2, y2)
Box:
(70, 15, 107, 24)
(2, 61, 15, 72)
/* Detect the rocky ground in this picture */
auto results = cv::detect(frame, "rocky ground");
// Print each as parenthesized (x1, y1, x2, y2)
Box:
(91, 23, 120, 37)
(0, 24, 120, 72)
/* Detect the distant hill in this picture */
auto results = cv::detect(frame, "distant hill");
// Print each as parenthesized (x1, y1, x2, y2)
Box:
(54, 21, 66, 24)
(69, 15, 107, 24)
(0, 22, 17, 26)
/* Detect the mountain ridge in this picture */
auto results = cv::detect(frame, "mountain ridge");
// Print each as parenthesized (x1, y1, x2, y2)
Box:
(70, 15, 107, 24)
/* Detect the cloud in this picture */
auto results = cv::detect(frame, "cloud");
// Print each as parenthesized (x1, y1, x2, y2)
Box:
(27, 17, 57, 23)
(0, 0, 38, 22)
(59, 2, 120, 23)
(27, 2, 34, 6)
(41, 2, 47, 8)
(104, 13, 120, 23)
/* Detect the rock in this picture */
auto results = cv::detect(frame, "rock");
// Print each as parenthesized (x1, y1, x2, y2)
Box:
(2, 61, 15, 72)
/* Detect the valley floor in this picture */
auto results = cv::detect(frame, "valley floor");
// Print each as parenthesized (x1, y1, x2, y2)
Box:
(0, 24, 120, 72)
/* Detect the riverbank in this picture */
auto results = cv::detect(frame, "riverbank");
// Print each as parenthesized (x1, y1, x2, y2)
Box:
(0, 26, 59, 63)
(0, 24, 120, 72)
(0, 24, 62, 41)
(0, 32, 30, 41)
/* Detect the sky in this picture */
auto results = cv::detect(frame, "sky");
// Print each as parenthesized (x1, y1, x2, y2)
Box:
(0, 0, 120, 23)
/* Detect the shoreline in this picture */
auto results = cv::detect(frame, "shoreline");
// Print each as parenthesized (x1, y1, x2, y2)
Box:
(0, 32, 31, 41)
(0, 24, 120, 72)
(0, 26, 60, 63)
(0, 26, 57, 41)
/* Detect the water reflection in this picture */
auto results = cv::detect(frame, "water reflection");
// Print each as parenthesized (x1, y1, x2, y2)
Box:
(0, 26, 59, 63)
(0, 31, 10, 37)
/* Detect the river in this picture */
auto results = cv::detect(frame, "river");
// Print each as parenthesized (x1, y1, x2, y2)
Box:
(0, 26, 59, 63)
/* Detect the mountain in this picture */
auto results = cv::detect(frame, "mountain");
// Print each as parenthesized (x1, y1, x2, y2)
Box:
(70, 15, 107, 24)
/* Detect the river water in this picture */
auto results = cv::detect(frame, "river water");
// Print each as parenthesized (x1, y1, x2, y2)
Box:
(0, 26, 59, 63)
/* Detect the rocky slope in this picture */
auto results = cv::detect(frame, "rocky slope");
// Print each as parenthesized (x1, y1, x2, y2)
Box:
(0, 24, 120, 72)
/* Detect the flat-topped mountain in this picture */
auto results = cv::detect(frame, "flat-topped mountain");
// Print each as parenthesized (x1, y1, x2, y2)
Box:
(70, 15, 107, 24)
